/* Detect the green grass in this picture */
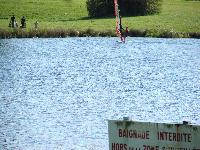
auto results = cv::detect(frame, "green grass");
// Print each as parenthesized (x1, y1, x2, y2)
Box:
(0, 0, 200, 36)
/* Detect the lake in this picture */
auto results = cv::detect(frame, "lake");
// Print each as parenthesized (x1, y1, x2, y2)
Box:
(0, 37, 200, 149)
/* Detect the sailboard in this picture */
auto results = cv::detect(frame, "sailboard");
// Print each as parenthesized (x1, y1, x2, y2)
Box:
(114, 0, 121, 37)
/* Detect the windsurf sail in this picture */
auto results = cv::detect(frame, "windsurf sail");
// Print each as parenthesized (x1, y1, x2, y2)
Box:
(114, 0, 121, 37)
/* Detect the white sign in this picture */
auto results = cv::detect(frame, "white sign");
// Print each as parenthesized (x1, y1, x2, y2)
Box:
(108, 120, 200, 150)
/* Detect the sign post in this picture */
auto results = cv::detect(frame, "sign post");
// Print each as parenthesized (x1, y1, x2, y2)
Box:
(108, 120, 200, 150)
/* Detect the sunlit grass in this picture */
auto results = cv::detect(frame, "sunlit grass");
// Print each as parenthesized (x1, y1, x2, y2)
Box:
(0, 0, 199, 35)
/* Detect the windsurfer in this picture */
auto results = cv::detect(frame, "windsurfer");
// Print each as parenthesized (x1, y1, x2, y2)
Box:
(123, 26, 129, 41)
(119, 16, 123, 33)
(119, 16, 128, 42)
(114, 0, 128, 42)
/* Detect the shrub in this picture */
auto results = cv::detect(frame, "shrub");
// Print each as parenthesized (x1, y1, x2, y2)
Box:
(118, 0, 162, 16)
(189, 32, 200, 39)
(128, 29, 146, 37)
(145, 0, 162, 15)
(0, 28, 12, 38)
(98, 30, 115, 37)
(86, 0, 114, 17)
(159, 29, 190, 38)
(86, 0, 162, 17)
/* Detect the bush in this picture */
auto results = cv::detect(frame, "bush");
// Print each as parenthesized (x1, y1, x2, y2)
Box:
(86, 0, 114, 17)
(128, 29, 146, 37)
(189, 32, 200, 39)
(146, 0, 162, 15)
(0, 28, 12, 38)
(86, 0, 162, 17)
(79, 28, 98, 37)
(118, 0, 162, 16)
(159, 30, 190, 38)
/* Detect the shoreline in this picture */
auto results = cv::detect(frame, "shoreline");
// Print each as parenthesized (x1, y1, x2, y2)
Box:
(0, 28, 199, 39)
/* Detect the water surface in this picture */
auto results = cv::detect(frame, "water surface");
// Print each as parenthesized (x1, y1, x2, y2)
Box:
(0, 37, 200, 149)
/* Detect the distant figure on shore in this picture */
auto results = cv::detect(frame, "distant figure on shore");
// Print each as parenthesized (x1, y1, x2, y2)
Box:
(20, 16, 26, 28)
(9, 15, 17, 28)
(34, 21, 39, 30)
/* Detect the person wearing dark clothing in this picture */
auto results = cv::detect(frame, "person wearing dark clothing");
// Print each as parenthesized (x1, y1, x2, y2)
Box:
(9, 15, 16, 28)
(20, 16, 26, 28)
(123, 27, 129, 42)
(119, 16, 124, 42)
(119, 16, 129, 42)
(119, 16, 124, 33)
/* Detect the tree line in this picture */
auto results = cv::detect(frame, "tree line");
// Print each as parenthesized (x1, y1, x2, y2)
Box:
(86, 0, 162, 18)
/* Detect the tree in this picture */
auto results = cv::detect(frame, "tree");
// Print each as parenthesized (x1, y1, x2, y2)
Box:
(86, 0, 162, 18)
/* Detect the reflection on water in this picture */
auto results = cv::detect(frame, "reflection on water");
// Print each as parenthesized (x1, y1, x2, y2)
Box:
(0, 37, 200, 149)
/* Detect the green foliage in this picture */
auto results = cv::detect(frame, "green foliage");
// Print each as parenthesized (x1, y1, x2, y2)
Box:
(118, 0, 162, 16)
(86, 0, 162, 17)
(188, 32, 200, 39)
(146, 0, 162, 15)
(0, 28, 199, 38)
(128, 29, 146, 37)
(86, 0, 113, 17)
(0, 0, 199, 36)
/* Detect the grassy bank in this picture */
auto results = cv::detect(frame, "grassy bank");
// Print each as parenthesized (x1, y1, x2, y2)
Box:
(0, 0, 200, 38)
(1, 28, 199, 38)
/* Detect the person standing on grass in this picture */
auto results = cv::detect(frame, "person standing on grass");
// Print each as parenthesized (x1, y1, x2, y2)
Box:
(20, 16, 26, 28)
(9, 15, 16, 28)
(34, 21, 39, 30)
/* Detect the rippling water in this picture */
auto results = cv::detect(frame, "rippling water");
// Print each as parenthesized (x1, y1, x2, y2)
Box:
(0, 37, 200, 149)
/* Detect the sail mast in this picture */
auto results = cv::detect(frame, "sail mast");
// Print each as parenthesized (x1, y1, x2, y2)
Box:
(114, 0, 121, 37)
